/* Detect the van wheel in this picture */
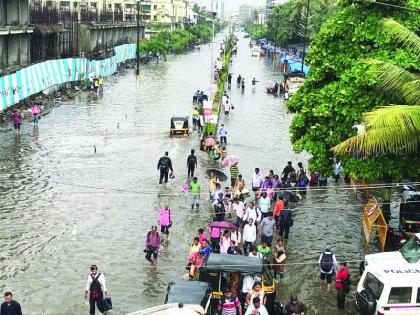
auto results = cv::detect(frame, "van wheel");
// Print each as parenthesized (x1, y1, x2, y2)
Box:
(357, 289, 376, 315)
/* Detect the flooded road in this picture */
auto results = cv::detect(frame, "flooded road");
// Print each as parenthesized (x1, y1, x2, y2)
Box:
(1, 33, 366, 314)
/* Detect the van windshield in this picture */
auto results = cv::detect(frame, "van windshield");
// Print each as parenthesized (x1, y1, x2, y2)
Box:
(400, 235, 420, 263)
(363, 272, 384, 300)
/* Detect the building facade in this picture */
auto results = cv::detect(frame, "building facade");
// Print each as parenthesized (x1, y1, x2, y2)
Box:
(29, 0, 145, 62)
(148, 0, 188, 26)
(0, 0, 33, 74)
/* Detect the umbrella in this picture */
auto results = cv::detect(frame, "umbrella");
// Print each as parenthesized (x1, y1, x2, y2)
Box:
(222, 155, 240, 167)
(209, 221, 238, 230)
(206, 168, 228, 182)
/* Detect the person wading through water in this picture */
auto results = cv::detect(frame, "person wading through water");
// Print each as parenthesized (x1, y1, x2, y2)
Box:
(187, 149, 198, 178)
(157, 151, 173, 184)
(85, 265, 108, 315)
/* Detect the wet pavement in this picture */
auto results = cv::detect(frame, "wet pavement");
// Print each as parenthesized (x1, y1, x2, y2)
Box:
(0, 32, 369, 314)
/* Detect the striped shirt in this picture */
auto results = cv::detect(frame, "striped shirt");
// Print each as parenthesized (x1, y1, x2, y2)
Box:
(230, 165, 239, 179)
(218, 297, 240, 315)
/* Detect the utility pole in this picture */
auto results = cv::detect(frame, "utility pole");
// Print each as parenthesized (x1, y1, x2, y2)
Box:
(136, 1, 141, 82)
(210, 18, 214, 80)
(301, 0, 310, 74)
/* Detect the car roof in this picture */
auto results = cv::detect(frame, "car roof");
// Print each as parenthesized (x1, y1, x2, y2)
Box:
(365, 250, 420, 285)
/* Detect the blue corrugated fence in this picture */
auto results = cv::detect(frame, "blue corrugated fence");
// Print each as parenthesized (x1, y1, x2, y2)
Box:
(0, 43, 136, 111)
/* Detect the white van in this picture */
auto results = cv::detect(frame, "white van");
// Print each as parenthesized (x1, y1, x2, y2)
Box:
(356, 233, 420, 315)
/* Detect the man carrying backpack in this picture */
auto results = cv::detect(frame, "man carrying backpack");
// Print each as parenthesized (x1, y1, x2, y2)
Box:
(157, 152, 173, 184)
(187, 149, 197, 178)
(85, 265, 108, 315)
(318, 248, 337, 292)
(217, 287, 242, 315)
(336, 262, 349, 309)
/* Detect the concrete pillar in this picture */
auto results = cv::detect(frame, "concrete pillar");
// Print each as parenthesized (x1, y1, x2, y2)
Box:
(20, 0, 29, 25)
(0, 37, 4, 71)
(0, 0, 6, 25)
(6, 0, 19, 25)
(7, 35, 19, 67)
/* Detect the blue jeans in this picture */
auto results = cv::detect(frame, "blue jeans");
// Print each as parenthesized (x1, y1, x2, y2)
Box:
(33, 114, 39, 123)
(261, 234, 273, 247)
(191, 195, 200, 208)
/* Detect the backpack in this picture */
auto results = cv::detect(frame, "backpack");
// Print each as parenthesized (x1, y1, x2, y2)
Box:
(160, 157, 169, 169)
(187, 155, 196, 165)
(342, 273, 351, 294)
(90, 273, 102, 299)
(320, 253, 334, 272)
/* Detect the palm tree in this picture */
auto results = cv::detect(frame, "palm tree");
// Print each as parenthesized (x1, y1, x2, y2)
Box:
(332, 18, 420, 156)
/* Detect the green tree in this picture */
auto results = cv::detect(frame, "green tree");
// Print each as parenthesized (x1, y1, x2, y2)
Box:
(287, 0, 420, 180)
(332, 18, 420, 156)
(266, 0, 337, 46)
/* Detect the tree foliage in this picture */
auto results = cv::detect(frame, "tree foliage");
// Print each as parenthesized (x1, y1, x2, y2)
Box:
(286, 0, 420, 180)
(267, 0, 337, 45)
(332, 18, 420, 157)
(139, 5, 225, 56)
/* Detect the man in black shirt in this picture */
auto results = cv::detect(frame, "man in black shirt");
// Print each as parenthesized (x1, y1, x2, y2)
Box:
(157, 152, 173, 184)
(187, 149, 197, 178)
(1, 292, 22, 315)
(281, 161, 295, 181)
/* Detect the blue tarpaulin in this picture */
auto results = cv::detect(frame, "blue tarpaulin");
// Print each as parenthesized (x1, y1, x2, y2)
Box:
(289, 63, 310, 75)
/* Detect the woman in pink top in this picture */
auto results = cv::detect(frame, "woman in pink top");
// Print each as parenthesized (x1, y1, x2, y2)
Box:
(31, 104, 41, 124)
(266, 184, 275, 200)
(198, 228, 207, 243)
(158, 203, 172, 241)
(209, 226, 221, 250)
(220, 230, 231, 254)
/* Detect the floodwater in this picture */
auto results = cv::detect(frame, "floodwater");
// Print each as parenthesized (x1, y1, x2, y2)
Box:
(0, 32, 370, 314)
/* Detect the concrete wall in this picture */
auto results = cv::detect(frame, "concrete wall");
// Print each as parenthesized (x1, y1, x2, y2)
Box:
(78, 23, 144, 55)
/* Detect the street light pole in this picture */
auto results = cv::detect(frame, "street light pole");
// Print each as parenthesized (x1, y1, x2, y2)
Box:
(136, 1, 141, 81)
(301, 0, 310, 74)
(210, 18, 214, 80)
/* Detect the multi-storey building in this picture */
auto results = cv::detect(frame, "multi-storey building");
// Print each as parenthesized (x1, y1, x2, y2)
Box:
(149, 0, 187, 26)
(0, 0, 34, 74)
(29, 0, 145, 61)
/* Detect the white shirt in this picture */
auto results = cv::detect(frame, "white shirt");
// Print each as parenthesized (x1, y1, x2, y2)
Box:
(243, 207, 262, 224)
(232, 201, 245, 218)
(222, 95, 228, 104)
(219, 126, 227, 137)
(252, 172, 264, 188)
(249, 252, 263, 259)
(258, 197, 271, 213)
(224, 102, 231, 111)
(85, 273, 107, 292)
(243, 223, 256, 243)
(242, 275, 255, 293)
(245, 304, 269, 315)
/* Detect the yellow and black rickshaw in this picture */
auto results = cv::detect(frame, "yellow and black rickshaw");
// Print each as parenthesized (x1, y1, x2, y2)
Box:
(170, 116, 189, 137)
(198, 254, 277, 313)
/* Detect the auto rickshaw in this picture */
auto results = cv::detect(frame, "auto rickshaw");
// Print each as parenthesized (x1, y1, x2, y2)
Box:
(198, 254, 278, 313)
(170, 116, 189, 137)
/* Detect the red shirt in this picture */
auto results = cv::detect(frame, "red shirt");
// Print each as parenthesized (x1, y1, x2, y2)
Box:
(336, 267, 348, 288)
(273, 200, 285, 217)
